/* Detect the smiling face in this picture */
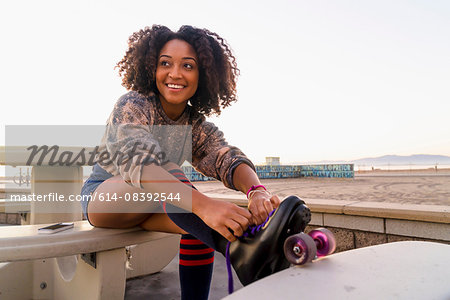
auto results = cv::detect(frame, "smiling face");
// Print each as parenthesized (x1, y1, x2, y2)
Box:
(156, 39, 199, 120)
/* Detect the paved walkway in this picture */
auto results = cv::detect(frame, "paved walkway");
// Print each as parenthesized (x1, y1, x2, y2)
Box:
(125, 251, 243, 300)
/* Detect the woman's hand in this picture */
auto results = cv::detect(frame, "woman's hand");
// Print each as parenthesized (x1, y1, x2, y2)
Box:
(196, 198, 252, 242)
(247, 190, 281, 225)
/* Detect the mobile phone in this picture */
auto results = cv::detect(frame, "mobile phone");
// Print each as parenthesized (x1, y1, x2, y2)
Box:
(38, 222, 74, 234)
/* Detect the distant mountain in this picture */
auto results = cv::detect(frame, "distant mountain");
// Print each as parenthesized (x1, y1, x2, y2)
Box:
(291, 154, 450, 166)
(352, 154, 450, 166)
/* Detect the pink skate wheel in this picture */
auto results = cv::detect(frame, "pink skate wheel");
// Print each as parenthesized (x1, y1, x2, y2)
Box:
(283, 233, 317, 265)
(308, 228, 336, 257)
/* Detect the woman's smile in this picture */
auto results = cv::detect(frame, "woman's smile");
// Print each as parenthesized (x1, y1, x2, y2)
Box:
(166, 83, 186, 90)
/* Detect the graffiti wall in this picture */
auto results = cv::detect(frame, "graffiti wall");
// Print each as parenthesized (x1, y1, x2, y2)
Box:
(182, 164, 354, 181)
(181, 166, 213, 181)
(299, 164, 354, 178)
(255, 165, 303, 179)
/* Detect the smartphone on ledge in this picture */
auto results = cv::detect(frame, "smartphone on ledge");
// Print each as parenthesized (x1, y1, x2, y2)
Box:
(38, 222, 74, 234)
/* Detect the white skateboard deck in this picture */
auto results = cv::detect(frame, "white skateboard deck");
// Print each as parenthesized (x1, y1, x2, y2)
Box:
(224, 241, 450, 300)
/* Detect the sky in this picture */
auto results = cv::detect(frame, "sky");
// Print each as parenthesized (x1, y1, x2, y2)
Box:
(1, 0, 449, 165)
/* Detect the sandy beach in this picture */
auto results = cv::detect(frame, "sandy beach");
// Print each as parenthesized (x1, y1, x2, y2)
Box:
(194, 169, 450, 206)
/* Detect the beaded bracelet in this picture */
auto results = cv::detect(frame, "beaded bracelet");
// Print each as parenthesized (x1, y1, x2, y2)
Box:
(247, 189, 271, 200)
(246, 185, 267, 198)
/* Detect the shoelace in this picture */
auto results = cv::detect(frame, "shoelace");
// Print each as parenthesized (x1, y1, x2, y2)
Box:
(226, 208, 276, 294)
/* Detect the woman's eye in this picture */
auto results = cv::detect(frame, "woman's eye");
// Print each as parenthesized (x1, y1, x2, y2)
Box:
(184, 63, 193, 70)
(160, 61, 170, 67)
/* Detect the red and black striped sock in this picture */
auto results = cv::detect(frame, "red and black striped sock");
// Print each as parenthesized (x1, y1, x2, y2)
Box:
(179, 234, 215, 300)
(168, 168, 215, 300)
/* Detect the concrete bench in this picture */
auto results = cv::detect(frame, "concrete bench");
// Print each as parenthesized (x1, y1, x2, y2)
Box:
(0, 220, 180, 299)
(0, 145, 182, 299)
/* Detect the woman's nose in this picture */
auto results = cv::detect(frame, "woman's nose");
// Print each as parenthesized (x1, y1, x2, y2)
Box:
(168, 67, 182, 79)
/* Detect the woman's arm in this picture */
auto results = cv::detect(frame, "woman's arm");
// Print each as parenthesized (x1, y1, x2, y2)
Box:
(191, 120, 280, 226)
(140, 163, 252, 242)
(232, 163, 281, 225)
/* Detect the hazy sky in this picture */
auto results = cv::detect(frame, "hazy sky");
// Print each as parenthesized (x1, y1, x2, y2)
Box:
(1, 0, 449, 164)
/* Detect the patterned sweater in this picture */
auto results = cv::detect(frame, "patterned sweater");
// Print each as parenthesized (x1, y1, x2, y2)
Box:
(95, 91, 255, 190)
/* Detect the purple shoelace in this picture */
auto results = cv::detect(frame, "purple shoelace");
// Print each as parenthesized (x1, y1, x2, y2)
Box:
(226, 208, 276, 294)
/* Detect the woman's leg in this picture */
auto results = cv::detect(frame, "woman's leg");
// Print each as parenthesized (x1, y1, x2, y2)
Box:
(139, 212, 188, 234)
(87, 175, 184, 232)
(87, 169, 215, 300)
(165, 169, 215, 300)
(86, 168, 216, 242)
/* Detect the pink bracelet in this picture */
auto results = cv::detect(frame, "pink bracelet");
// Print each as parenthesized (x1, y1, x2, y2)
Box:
(246, 185, 267, 198)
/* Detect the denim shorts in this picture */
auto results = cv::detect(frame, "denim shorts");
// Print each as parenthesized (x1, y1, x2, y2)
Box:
(81, 164, 113, 223)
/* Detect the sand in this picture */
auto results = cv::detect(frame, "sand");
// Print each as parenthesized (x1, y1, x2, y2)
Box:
(194, 169, 450, 206)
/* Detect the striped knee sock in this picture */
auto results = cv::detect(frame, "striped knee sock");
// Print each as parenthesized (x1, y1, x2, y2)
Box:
(179, 234, 215, 300)
(168, 169, 215, 300)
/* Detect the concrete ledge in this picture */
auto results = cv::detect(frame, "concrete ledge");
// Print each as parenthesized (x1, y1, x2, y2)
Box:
(309, 212, 323, 226)
(303, 199, 359, 214)
(354, 231, 387, 248)
(208, 194, 450, 225)
(324, 214, 385, 233)
(304, 199, 450, 224)
(386, 219, 450, 241)
(205, 194, 450, 249)
(207, 193, 248, 207)
(342, 201, 450, 224)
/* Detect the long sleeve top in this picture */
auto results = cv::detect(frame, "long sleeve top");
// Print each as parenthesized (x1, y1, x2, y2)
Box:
(94, 91, 255, 190)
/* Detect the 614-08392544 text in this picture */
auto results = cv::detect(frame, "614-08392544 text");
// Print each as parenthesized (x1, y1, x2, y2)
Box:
(91, 192, 181, 202)
(7, 192, 181, 202)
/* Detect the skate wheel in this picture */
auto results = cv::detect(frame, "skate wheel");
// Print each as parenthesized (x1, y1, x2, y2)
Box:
(283, 233, 317, 265)
(308, 228, 336, 257)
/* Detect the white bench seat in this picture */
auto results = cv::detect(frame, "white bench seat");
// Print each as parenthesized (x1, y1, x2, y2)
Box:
(0, 221, 180, 300)
(0, 220, 176, 262)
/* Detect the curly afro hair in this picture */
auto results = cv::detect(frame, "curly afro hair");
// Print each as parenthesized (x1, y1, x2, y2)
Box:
(116, 25, 240, 116)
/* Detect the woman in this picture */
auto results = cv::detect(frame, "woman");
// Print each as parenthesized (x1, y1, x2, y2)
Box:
(81, 25, 311, 298)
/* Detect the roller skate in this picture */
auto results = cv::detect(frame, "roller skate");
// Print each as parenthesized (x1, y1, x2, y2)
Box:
(213, 195, 312, 291)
